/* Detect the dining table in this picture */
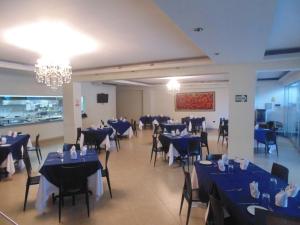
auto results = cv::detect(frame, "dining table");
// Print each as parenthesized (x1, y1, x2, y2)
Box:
(0, 134, 32, 176)
(139, 115, 170, 129)
(80, 127, 114, 150)
(191, 160, 300, 225)
(36, 149, 103, 214)
(160, 123, 187, 133)
(158, 133, 201, 166)
(107, 119, 133, 138)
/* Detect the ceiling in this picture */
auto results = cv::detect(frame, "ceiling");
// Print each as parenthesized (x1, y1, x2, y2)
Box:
(0, 0, 205, 70)
(256, 71, 289, 80)
(0, 0, 299, 72)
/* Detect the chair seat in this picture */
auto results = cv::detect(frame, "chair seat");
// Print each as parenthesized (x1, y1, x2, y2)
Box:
(29, 175, 40, 185)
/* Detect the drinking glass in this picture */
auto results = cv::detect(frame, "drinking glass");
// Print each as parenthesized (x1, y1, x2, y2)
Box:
(261, 193, 270, 209)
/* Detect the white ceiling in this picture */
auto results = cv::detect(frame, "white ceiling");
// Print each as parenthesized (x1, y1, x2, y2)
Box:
(0, 0, 205, 70)
(267, 0, 300, 50)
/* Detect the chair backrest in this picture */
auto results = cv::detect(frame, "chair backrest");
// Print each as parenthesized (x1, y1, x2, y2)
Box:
(271, 163, 289, 182)
(63, 143, 80, 152)
(182, 166, 192, 200)
(206, 154, 222, 161)
(209, 194, 224, 225)
(83, 132, 98, 147)
(105, 150, 110, 169)
(200, 132, 208, 145)
(265, 130, 276, 143)
(23, 149, 32, 178)
(35, 134, 40, 148)
(255, 208, 300, 225)
(152, 135, 158, 150)
(101, 120, 105, 126)
(59, 164, 87, 191)
(76, 127, 81, 140)
(188, 138, 202, 158)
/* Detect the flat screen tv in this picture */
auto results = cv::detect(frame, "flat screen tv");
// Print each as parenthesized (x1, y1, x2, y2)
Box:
(97, 93, 108, 103)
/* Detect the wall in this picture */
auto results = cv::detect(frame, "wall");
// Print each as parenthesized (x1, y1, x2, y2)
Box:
(116, 83, 229, 129)
(255, 80, 285, 123)
(81, 82, 116, 128)
(0, 69, 64, 141)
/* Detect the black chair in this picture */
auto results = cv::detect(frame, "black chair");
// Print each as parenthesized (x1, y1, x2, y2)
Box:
(84, 132, 100, 151)
(150, 134, 165, 167)
(101, 120, 105, 126)
(209, 194, 234, 225)
(63, 143, 80, 152)
(265, 131, 278, 156)
(255, 208, 300, 225)
(58, 164, 90, 223)
(206, 154, 222, 161)
(132, 120, 137, 136)
(217, 118, 224, 142)
(109, 131, 120, 151)
(179, 166, 204, 225)
(102, 151, 112, 198)
(187, 138, 202, 164)
(23, 149, 40, 211)
(76, 127, 81, 144)
(222, 125, 228, 146)
(27, 134, 42, 164)
(200, 131, 210, 155)
(271, 163, 289, 182)
(153, 124, 160, 135)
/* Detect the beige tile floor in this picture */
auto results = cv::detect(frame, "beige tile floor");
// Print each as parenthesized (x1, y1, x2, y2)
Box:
(0, 129, 299, 225)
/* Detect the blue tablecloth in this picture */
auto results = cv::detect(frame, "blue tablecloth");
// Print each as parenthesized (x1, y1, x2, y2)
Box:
(0, 134, 30, 164)
(82, 127, 113, 145)
(254, 128, 272, 144)
(107, 120, 131, 135)
(159, 133, 201, 156)
(140, 116, 170, 125)
(181, 117, 204, 128)
(160, 123, 187, 133)
(40, 150, 102, 187)
(194, 161, 300, 225)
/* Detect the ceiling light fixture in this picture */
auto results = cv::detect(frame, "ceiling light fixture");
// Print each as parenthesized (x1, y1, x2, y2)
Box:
(166, 78, 180, 92)
(3, 21, 98, 89)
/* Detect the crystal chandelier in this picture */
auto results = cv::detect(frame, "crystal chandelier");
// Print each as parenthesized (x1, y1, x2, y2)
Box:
(166, 78, 180, 92)
(34, 57, 72, 89)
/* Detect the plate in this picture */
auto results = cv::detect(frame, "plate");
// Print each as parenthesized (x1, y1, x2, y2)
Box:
(247, 205, 267, 215)
(0, 144, 11, 147)
(199, 160, 212, 165)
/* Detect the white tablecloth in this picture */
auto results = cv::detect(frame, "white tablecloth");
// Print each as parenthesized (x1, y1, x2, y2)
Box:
(157, 140, 180, 166)
(36, 169, 103, 214)
(121, 127, 133, 138)
(139, 120, 143, 130)
(0, 137, 32, 176)
(80, 133, 115, 151)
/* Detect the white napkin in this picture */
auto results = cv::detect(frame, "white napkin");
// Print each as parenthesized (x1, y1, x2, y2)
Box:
(81, 145, 87, 156)
(275, 190, 288, 207)
(176, 129, 180, 135)
(7, 130, 12, 136)
(171, 130, 176, 136)
(285, 184, 299, 198)
(240, 159, 249, 170)
(222, 154, 229, 165)
(12, 131, 18, 138)
(147, 114, 150, 117)
(70, 146, 77, 159)
(218, 160, 225, 172)
(1, 137, 7, 144)
(181, 129, 188, 136)
(249, 181, 260, 199)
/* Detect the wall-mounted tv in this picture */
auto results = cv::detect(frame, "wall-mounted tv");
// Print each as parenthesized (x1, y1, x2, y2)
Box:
(97, 93, 108, 103)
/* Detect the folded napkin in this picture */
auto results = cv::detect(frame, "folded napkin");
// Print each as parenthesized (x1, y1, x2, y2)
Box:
(171, 130, 176, 136)
(7, 130, 12, 136)
(275, 190, 288, 207)
(285, 184, 299, 198)
(81, 145, 87, 156)
(70, 145, 77, 159)
(1, 137, 7, 144)
(175, 129, 180, 135)
(181, 129, 188, 136)
(218, 160, 225, 172)
(240, 159, 249, 170)
(147, 114, 150, 117)
(222, 154, 229, 165)
(249, 181, 260, 199)
(12, 131, 18, 138)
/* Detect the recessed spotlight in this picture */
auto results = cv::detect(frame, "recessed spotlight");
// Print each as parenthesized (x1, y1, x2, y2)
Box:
(193, 27, 204, 32)
(214, 52, 220, 56)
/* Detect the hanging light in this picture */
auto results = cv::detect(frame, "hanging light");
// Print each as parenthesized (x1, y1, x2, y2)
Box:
(166, 78, 180, 92)
(34, 57, 72, 89)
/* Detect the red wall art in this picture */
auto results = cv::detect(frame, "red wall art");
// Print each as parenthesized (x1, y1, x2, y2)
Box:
(175, 92, 215, 111)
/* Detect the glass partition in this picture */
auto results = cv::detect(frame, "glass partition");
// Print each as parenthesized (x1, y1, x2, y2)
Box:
(0, 95, 63, 127)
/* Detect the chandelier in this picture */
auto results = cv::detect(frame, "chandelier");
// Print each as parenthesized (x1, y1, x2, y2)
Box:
(34, 57, 72, 89)
(166, 78, 180, 92)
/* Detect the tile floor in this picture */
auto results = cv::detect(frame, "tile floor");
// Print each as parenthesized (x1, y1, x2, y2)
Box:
(0, 129, 299, 225)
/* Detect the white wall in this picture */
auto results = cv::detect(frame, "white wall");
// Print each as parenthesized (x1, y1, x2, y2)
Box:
(0, 69, 64, 141)
(81, 82, 116, 128)
(255, 80, 285, 123)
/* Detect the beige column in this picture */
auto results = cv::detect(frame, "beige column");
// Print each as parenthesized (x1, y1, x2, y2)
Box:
(228, 66, 256, 160)
(63, 82, 82, 143)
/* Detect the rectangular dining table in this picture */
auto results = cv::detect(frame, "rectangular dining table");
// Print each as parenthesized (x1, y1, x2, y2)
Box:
(36, 150, 103, 214)
(160, 123, 187, 133)
(192, 160, 300, 225)
(107, 120, 133, 137)
(81, 127, 114, 150)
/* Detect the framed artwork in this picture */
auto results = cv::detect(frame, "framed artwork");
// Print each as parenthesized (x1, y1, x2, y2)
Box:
(175, 92, 215, 111)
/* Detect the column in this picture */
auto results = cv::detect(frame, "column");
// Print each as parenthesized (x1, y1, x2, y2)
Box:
(63, 82, 82, 143)
(228, 66, 256, 160)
